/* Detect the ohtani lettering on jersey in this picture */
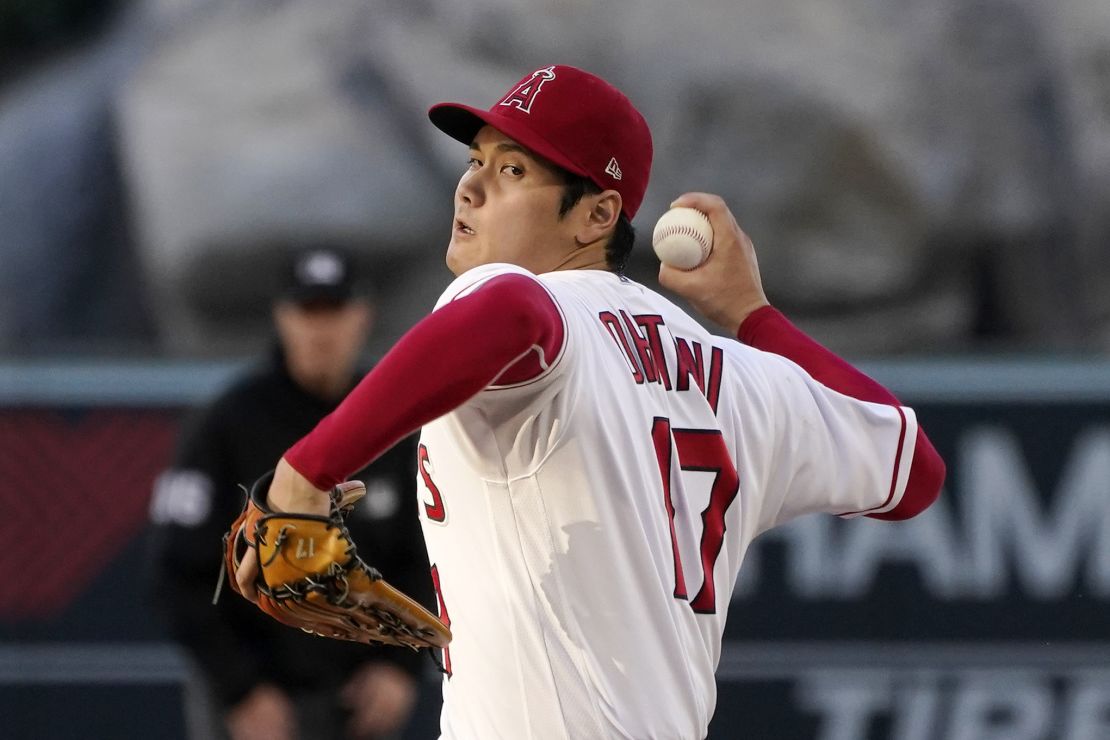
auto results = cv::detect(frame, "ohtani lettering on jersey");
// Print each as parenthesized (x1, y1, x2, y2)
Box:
(598, 310, 724, 413)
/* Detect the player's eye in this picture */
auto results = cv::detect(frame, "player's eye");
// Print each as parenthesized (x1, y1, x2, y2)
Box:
(465, 157, 481, 170)
(501, 164, 524, 176)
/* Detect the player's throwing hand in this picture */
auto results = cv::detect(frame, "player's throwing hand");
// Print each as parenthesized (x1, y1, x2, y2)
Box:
(657, 192, 770, 335)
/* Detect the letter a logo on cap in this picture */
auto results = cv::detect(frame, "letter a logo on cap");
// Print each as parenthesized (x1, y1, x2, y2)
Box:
(499, 66, 557, 114)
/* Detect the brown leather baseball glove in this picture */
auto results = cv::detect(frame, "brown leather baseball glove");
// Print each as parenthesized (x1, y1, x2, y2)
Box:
(218, 470, 451, 651)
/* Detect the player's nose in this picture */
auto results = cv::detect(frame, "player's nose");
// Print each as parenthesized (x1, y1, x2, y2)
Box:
(455, 169, 484, 208)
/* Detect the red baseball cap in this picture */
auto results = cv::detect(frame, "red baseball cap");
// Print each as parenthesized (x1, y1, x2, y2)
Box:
(429, 65, 653, 219)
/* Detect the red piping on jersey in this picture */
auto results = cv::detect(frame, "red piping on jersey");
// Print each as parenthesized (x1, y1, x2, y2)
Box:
(286, 273, 564, 489)
(737, 306, 944, 520)
(837, 404, 907, 517)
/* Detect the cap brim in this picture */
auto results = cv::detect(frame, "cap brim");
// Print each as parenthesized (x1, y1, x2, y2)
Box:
(428, 103, 591, 181)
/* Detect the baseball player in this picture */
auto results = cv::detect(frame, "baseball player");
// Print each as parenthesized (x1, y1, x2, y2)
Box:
(235, 65, 945, 739)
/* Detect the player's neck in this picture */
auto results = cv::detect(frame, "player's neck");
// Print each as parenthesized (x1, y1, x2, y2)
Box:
(546, 241, 609, 273)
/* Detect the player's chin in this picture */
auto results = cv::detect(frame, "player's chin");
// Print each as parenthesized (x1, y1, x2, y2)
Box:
(445, 240, 481, 276)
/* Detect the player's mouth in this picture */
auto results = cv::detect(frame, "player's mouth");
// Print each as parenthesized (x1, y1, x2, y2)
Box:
(454, 219, 476, 236)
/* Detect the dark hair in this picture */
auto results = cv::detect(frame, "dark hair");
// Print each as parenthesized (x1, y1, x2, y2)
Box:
(558, 172, 636, 274)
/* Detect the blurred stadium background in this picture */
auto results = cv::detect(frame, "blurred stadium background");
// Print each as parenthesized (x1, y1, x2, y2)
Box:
(1, 0, 1108, 738)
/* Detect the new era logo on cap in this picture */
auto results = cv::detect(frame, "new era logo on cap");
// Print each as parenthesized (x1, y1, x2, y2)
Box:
(605, 158, 622, 181)
(428, 65, 653, 219)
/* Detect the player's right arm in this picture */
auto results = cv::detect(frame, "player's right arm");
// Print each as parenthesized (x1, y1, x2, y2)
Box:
(660, 192, 944, 525)
(657, 192, 769, 337)
(237, 268, 563, 599)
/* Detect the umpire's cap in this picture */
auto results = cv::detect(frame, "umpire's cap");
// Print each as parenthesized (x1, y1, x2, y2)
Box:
(283, 246, 357, 305)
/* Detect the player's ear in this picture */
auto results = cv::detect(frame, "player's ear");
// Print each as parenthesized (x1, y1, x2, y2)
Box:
(576, 190, 622, 246)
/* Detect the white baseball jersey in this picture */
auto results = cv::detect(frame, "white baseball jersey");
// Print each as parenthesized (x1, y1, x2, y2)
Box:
(416, 264, 917, 740)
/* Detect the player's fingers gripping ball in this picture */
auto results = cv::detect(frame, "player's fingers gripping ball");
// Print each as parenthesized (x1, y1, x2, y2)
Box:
(652, 207, 714, 270)
(220, 470, 451, 651)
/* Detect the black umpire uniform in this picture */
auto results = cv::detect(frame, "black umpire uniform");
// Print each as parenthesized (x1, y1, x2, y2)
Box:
(148, 348, 431, 737)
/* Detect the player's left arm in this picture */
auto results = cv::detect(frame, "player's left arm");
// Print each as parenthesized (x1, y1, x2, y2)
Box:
(235, 272, 564, 601)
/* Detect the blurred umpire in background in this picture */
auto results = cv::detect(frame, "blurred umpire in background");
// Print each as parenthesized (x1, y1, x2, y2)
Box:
(148, 245, 432, 740)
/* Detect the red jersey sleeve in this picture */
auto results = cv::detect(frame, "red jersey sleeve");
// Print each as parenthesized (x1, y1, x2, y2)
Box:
(286, 273, 564, 489)
(738, 306, 944, 520)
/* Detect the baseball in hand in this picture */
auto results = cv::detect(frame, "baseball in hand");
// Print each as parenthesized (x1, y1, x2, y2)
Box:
(652, 207, 713, 270)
